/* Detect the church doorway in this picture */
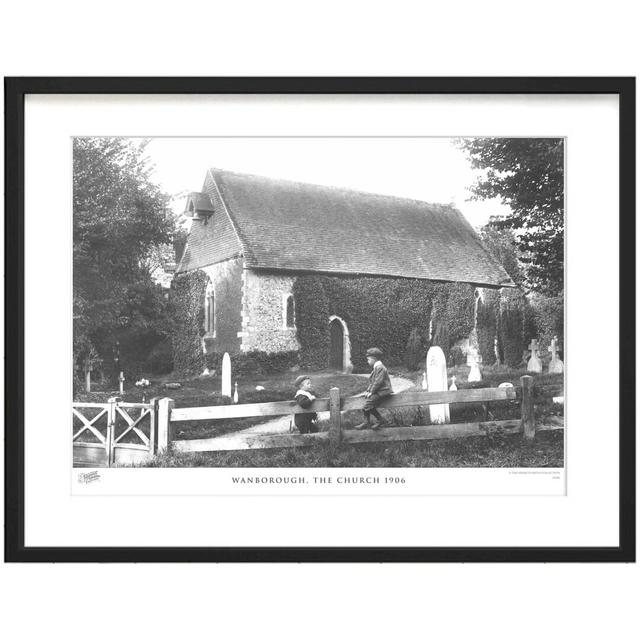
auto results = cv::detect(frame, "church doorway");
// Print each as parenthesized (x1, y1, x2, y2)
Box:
(328, 315, 352, 373)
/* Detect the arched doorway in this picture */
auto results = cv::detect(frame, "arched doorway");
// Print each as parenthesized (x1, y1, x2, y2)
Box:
(328, 315, 353, 373)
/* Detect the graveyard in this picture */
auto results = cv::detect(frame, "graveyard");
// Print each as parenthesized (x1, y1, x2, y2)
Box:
(74, 340, 564, 469)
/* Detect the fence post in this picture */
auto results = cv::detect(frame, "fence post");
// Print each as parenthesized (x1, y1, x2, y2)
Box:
(157, 397, 175, 453)
(329, 387, 342, 444)
(106, 396, 117, 466)
(520, 375, 535, 441)
(148, 396, 161, 455)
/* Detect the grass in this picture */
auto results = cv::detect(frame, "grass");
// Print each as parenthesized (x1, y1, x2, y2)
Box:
(139, 429, 564, 468)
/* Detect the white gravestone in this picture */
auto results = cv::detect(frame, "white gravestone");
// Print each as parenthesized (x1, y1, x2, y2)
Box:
(498, 382, 514, 388)
(426, 347, 450, 424)
(221, 353, 232, 398)
(547, 336, 564, 374)
(449, 376, 457, 391)
(467, 352, 482, 382)
(527, 339, 542, 373)
(233, 381, 239, 404)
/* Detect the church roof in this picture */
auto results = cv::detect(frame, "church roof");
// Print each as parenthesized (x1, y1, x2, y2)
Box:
(176, 168, 514, 288)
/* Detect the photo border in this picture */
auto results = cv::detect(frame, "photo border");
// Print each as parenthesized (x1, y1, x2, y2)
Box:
(5, 76, 635, 562)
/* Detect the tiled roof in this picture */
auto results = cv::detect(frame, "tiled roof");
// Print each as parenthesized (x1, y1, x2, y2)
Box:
(178, 168, 514, 288)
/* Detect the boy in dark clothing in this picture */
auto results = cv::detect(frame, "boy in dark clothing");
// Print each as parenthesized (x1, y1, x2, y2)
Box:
(293, 375, 318, 434)
(355, 347, 393, 430)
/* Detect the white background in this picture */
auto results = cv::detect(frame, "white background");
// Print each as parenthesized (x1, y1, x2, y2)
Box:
(27, 94, 612, 545)
(1, 1, 638, 639)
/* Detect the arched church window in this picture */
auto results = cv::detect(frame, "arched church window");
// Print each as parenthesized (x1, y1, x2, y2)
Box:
(283, 294, 295, 328)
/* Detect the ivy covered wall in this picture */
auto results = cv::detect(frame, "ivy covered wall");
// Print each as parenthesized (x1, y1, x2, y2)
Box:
(171, 258, 243, 375)
(201, 258, 243, 355)
(171, 267, 538, 376)
(293, 275, 477, 371)
(170, 269, 209, 375)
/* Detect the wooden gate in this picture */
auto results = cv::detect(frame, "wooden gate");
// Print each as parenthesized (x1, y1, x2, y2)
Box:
(73, 398, 158, 467)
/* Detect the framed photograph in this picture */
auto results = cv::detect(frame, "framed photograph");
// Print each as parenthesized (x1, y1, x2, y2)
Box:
(5, 77, 635, 562)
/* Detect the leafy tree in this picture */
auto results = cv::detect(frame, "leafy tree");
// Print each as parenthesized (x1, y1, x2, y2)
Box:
(73, 137, 173, 378)
(479, 223, 526, 288)
(458, 138, 564, 295)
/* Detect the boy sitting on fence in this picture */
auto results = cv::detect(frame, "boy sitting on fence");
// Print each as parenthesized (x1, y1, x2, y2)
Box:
(293, 375, 319, 434)
(354, 347, 393, 431)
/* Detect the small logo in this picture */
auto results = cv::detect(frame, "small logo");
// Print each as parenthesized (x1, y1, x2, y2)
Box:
(78, 470, 101, 484)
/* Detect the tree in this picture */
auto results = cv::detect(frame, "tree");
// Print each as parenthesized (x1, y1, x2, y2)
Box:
(479, 223, 526, 288)
(458, 138, 564, 295)
(73, 138, 173, 377)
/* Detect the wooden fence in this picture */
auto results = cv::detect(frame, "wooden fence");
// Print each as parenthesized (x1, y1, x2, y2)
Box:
(73, 376, 563, 465)
(157, 375, 562, 455)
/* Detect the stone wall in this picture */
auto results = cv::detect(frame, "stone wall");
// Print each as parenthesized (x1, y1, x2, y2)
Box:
(241, 270, 300, 352)
(200, 258, 243, 354)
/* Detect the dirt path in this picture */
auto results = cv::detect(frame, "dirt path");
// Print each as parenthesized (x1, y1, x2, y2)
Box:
(233, 374, 415, 436)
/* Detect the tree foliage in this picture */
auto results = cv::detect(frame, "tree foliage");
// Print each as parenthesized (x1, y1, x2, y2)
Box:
(73, 137, 173, 377)
(458, 138, 564, 295)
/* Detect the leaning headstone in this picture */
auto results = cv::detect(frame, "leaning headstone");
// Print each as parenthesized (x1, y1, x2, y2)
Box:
(547, 336, 564, 374)
(527, 339, 542, 373)
(426, 346, 449, 424)
(221, 352, 232, 398)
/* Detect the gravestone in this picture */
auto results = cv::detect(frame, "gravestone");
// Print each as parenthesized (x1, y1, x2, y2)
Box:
(426, 346, 449, 424)
(527, 339, 542, 373)
(221, 352, 232, 398)
(547, 336, 564, 374)
(498, 382, 514, 388)
(84, 359, 93, 393)
(467, 352, 482, 382)
(421, 371, 428, 390)
(233, 381, 239, 404)
(119, 371, 125, 395)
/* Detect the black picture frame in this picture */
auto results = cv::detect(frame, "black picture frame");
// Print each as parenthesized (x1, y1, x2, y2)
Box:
(4, 76, 635, 563)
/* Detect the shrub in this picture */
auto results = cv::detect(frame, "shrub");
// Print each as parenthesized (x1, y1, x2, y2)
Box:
(146, 339, 174, 374)
(529, 293, 564, 355)
(477, 290, 498, 365)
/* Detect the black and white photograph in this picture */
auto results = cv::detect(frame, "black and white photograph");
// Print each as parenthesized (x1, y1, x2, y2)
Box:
(7, 78, 632, 562)
(72, 136, 565, 471)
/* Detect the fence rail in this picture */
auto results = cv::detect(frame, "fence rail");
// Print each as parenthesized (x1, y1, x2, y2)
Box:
(160, 375, 558, 454)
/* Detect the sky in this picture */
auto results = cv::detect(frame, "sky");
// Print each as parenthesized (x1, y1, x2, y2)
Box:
(143, 137, 510, 229)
